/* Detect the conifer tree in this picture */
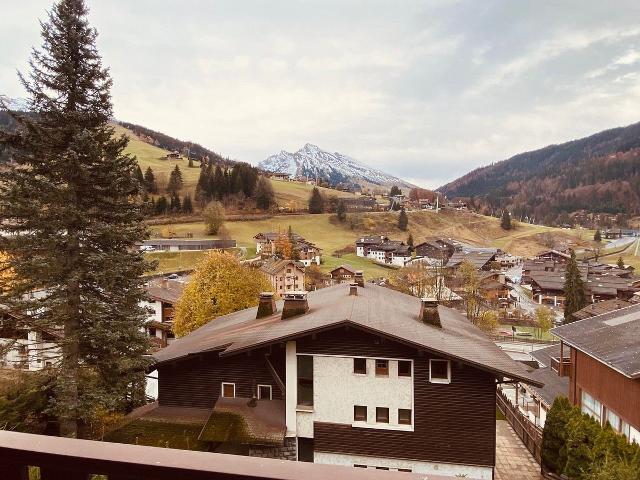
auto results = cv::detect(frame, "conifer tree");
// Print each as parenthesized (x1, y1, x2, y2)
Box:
(182, 194, 193, 214)
(407, 232, 414, 247)
(563, 250, 587, 323)
(336, 200, 347, 222)
(254, 176, 276, 210)
(617, 256, 625, 269)
(0, 0, 149, 437)
(398, 207, 409, 231)
(170, 194, 181, 212)
(500, 210, 512, 230)
(134, 164, 144, 189)
(144, 166, 157, 193)
(155, 195, 168, 215)
(166, 165, 183, 195)
(308, 187, 324, 214)
(195, 164, 210, 207)
(594, 229, 602, 242)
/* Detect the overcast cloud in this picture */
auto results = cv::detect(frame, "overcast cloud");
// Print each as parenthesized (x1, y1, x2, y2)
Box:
(2, 0, 640, 188)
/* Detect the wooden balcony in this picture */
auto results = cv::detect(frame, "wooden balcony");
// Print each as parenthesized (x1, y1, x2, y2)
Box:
(0, 430, 458, 480)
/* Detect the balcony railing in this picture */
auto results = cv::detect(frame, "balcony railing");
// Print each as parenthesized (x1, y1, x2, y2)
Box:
(0, 430, 458, 480)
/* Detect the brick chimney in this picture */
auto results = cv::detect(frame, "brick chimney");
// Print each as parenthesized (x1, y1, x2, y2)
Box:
(349, 283, 358, 296)
(419, 298, 441, 328)
(281, 291, 309, 320)
(354, 270, 365, 287)
(257, 292, 276, 318)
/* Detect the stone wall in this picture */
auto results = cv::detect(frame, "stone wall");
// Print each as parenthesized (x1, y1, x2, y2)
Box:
(249, 437, 297, 461)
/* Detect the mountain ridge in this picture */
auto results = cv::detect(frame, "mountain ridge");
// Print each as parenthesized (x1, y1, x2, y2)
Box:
(439, 121, 640, 224)
(259, 143, 414, 190)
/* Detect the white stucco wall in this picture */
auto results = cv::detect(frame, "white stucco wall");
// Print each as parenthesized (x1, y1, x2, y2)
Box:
(356, 247, 365, 257)
(306, 355, 413, 430)
(285, 341, 297, 436)
(140, 300, 162, 323)
(314, 452, 493, 480)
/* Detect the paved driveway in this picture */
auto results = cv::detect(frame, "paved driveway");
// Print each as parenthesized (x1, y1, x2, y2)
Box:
(495, 420, 542, 480)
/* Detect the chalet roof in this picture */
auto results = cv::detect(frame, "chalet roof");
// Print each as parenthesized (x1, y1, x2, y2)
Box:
(572, 299, 633, 321)
(446, 251, 496, 270)
(142, 239, 233, 247)
(145, 278, 187, 304)
(536, 249, 571, 259)
(355, 235, 388, 245)
(153, 283, 542, 386)
(414, 241, 447, 250)
(526, 367, 569, 407)
(371, 241, 404, 252)
(254, 232, 304, 243)
(259, 259, 305, 276)
(551, 303, 640, 378)
(529, 344, 562, 366)
(529, 269, 639, 296)
(329, 264, 356, 275)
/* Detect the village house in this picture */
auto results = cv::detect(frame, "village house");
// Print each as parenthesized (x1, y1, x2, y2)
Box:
(142, 238, 236, 252)
(551, 304, 640, 443)
(260, 259, 306, 296)
(524, 262, 639, 308)
(479, 272, 512, 309)
(445, 251, 497, 271)
(329, 265, 358, 284)
(137, 282, 541, 478)
(367, 241, 412, 266)
(254, 233, 321, 267)
(339, 197, 378, 212)
(413, 239, 455, 262)
(355, 235, 389, 257)
(141, 276, 189, 350)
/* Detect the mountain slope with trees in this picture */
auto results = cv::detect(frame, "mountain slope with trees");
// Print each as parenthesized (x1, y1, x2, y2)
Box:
(440, 122, 640, 225)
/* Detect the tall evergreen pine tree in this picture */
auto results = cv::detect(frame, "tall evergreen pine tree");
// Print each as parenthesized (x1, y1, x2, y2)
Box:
(0, 0, 150, 437)
(563, 250, 587, 323)
(398, 207, 409, 231)
(309, 187, 324, 214)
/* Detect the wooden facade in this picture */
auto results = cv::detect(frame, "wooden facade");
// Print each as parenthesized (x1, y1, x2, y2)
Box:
(568, 348, 640, 429)
(297, 328, 497, 468)
(158, 347, 285, 409)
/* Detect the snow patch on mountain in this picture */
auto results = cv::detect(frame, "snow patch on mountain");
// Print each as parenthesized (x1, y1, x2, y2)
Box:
(259, 143, 413, 189)
(0, 95, 29, 112)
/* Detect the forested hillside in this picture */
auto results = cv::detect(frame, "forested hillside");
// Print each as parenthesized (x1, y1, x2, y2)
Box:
(118, 121, 228, 165)
(440, 122, 640, 225)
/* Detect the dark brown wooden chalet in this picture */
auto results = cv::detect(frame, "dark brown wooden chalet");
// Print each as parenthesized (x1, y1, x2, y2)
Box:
(134, 283, 541, 477)
(329, 265, 357, 284)
(551, 304, 640, 443)
(414, 239, 455, 261)
(143, 277, 187, 350)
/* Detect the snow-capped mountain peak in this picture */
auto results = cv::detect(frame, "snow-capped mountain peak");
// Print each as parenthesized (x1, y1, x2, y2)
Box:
(259, 144, 414, 189)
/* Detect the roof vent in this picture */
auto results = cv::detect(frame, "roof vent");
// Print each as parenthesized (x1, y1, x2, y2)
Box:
(281, 291, 309, 320)
(349, 283, 358, 296)
(257, 292, 276, 318)
(419, 297, 442, 328)
(354, 270, 365, 287)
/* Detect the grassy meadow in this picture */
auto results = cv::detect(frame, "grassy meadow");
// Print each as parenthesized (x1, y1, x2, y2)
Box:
(146, 209, 596, 278)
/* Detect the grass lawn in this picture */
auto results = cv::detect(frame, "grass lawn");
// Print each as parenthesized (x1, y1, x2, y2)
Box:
(147, 210, 597, 277)
(145, 251, 208, 275)
(321, 253, 399, 279)
(104, 419, 208, 451)
(498, 324, 555, 341)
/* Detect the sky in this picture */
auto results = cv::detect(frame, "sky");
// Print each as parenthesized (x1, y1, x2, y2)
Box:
(2, 1, 640, 189)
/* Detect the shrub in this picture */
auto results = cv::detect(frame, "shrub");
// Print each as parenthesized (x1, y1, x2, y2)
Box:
(542, 397, 575, 473)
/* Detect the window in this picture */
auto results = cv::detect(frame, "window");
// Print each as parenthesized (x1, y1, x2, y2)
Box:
(354, 405, 367, 422)
(258, 384, 272, 400)
(375, 359, 389, 376)
(298, 438, 314, 463)
(148, 327, 156, 337)
(297, 355, 314, 406)
(221, 382, 235, 398)
(398, 360, 412, 377)
(354, 465, 367, 469)
(398, 408, 412, 425)
(581, 390, 601, 422)
(353, 358, 367, 375)
(375, 466, 389, 470)
(398, 469, 412, 473)
(376, 407, 389, 423)
(429, 359, 451, 383)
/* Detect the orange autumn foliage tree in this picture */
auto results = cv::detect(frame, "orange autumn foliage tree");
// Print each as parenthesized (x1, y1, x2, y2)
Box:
(173, 251, 271, 337)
